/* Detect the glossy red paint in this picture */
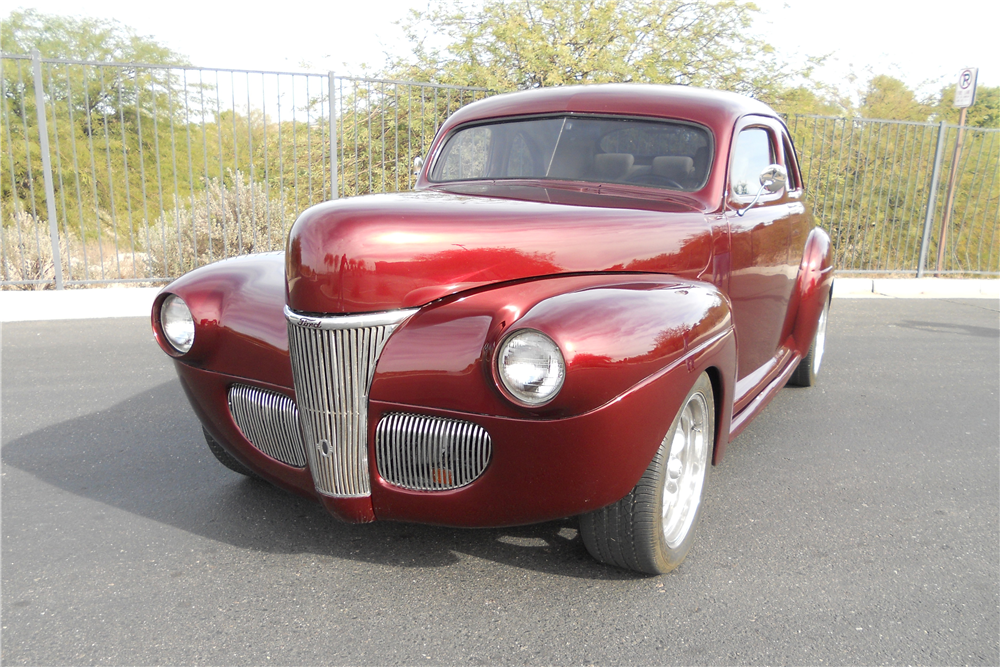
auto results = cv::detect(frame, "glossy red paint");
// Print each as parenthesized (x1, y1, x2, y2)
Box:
(286, 189, 712, 315)
(154, 84, 833, 534)
(725, 115, 808, 390)
(790, 227, 835, 353)
(369, 329, 735, 527)
(372, 274, 732, 420)
(154, 253, 293, 389)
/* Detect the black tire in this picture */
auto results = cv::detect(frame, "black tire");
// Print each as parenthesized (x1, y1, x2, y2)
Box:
(789, 293, 830, 387)
(203, 426, 260, 479)
(579, 373, 715, 575)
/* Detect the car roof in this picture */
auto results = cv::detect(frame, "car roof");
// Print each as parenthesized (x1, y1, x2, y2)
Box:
(439, 84, 779, 133)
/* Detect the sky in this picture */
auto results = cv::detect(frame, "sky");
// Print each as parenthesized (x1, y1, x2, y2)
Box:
(6, 0, 998, 98)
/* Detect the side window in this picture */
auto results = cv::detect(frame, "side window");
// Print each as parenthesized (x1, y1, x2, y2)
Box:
(730, 128, 774, 196)
(781, 133, 802, 191)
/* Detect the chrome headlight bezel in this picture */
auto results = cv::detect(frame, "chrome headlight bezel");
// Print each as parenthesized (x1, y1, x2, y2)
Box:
(495, 329, 566, 407)
(160, 293, 195, 354)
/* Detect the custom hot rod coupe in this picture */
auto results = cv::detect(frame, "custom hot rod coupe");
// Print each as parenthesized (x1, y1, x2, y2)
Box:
(152, 84, 833, 575)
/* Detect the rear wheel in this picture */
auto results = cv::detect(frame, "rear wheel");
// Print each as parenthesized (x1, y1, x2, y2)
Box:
(579, 373, 714, 574)
(789, 294, 830, 387)
(203, 427, 260, 479)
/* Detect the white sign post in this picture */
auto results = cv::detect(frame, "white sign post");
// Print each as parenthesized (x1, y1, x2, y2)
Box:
(937, 67, 978, 274)
(954, 67, 978, 108)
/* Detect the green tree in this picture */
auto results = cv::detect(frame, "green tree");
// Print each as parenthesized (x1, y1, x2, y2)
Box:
(388, 0, 821, 102)
(858, 75, 930, 122)
(1, 9, 185, 63)
(933, 84, 999, 129)
(772, 84, 843, 117)
(2, 10, 193, 284)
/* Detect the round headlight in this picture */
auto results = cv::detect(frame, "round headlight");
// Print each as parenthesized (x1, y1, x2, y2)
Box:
(497, 329, 565, 406)
(161, 294, 195, 353)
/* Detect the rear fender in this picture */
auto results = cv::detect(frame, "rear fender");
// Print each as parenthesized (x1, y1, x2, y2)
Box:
(784, 227, 834, 355)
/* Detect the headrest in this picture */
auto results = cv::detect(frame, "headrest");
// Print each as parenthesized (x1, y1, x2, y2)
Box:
(594, 153, 635, 181)
(652, 156, 695, 181)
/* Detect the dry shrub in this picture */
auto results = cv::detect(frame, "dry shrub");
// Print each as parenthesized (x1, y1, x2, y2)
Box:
(1, 209, 70, 290)
(148, 171, 295, 277)
(65, 239, 155, 284)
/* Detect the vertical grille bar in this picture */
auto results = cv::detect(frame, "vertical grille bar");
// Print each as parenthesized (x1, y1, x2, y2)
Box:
(285, 307, 415, 498)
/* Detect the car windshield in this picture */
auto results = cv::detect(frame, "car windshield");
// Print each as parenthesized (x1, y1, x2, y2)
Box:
(430, 116, 712, 192)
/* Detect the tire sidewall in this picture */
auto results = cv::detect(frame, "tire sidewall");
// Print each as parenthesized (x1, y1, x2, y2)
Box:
(647, 373, 715, 573)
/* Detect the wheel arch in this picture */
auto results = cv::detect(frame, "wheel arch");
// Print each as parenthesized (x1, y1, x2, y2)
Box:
(703, 363, 730, 465)
(784, 227, 835, 357)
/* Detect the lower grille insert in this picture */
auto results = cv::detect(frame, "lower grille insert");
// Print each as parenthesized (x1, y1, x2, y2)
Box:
(227, 384, 307, 467)
(376, 413, 492, 491)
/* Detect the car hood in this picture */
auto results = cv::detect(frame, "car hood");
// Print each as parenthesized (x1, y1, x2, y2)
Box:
(286, 188, 713, 314)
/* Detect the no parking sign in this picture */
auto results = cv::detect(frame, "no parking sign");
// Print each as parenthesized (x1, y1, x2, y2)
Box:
(954, 67, 978, 108)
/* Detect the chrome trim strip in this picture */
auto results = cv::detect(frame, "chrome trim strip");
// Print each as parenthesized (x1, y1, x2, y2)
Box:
(376, 412, 492, 491)
(284, 306, 417, 331)
(227, 384, 307, 468)
(286, 307, 415, 498)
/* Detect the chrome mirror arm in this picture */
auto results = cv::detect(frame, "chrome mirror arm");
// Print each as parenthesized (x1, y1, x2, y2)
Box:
(737, 185, 768, 217)
(736, 163, 787, 217)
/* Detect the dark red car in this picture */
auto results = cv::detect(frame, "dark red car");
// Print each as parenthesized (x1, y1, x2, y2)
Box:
(153, 84, 833, 575)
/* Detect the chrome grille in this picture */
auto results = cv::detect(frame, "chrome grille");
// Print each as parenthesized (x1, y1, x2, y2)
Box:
(376, 413, 492, 491)
(227, 384, 307, 467)
(285, 307, 415, 498)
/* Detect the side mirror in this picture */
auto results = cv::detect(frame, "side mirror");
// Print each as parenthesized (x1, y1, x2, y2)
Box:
(759, 163, 787, 193)
(413, 156, 424, 177)
(737, 163, 787, 216)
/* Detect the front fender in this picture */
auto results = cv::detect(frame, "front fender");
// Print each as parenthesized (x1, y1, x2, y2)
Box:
(372, 273, 734, 421)
(368, 274, 738, 525)
(151, 252, 293, 388)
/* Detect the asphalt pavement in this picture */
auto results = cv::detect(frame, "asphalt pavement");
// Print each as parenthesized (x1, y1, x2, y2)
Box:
(2, 299, 998, 665)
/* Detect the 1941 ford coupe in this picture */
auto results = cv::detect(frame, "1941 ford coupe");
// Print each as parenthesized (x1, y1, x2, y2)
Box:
(152, 84, 833, 575)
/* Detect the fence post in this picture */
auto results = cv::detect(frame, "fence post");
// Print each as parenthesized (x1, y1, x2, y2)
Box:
(31, 49, 63, 289)
(329, 71, 338, 200)
(917, 121, 948, 278)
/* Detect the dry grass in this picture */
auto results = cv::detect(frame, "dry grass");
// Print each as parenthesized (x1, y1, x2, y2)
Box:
(147, 171, 295, 277)
(3, 173, 294, 289)
(1, 210, 164, 289)
(1, 210, 69, 290)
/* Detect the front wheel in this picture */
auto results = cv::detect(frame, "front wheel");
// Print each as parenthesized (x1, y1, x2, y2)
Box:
(579, 373, 715, 575)
(203, 427, 261, 480)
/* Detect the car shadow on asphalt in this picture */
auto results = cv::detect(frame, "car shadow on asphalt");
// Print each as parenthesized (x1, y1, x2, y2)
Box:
(2, 379, 646, 581)
(894, 320, 1000, 338)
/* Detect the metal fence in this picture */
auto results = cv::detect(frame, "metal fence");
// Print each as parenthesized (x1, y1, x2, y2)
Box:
(787, 114, 999, 276)
(3, 52, 998, 289)
(1, 52, 490, 288)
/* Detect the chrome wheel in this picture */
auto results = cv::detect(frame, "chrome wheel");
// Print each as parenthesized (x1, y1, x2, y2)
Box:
(662, 390, 710, 549)
(812, 300, 828, 376)
(790, 294, 830, 388)
(579, 372, 715, 574)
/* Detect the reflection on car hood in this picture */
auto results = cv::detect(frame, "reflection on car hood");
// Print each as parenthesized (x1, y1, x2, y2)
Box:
(286, 189, 712, 314)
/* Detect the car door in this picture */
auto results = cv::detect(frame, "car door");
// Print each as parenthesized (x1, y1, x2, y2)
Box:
(725, 117, 799, 401)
